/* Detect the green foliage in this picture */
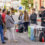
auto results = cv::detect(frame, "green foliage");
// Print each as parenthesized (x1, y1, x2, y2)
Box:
(4, 5, 6, 9)
(21, 0, 33, 10)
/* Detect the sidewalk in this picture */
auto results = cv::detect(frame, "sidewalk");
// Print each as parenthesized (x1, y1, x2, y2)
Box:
(0, 31, 45, 45)
(15, 32, 45, 45)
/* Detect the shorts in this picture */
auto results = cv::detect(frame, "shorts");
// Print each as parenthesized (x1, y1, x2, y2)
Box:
(30, 24, 37, 28)
(4, 24, 7, 32)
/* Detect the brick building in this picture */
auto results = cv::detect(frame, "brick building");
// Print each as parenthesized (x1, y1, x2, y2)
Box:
(33, 0, 45, 11)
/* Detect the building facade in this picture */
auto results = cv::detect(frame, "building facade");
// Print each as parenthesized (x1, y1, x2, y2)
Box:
(0, 0, 21, 9)
(33, 0, 45, 11)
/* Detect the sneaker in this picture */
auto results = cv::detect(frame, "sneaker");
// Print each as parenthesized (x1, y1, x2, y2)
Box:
(2, 42, 6, 44)
(4, 37, 8, 40)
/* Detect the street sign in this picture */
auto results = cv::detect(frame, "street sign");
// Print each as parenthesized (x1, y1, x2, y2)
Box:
(19, 6, 22, 10)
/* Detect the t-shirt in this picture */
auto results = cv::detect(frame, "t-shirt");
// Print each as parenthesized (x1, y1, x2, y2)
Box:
(2, 13, 6, 23)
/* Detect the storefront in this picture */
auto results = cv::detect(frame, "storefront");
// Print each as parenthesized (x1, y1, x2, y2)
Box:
(33, 0, 45, 11)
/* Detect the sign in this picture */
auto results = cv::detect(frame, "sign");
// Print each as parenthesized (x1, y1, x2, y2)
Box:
(19, 6, 22, 10)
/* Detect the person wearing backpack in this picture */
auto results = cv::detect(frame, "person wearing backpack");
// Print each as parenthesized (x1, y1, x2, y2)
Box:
(0, 8, 6, 44)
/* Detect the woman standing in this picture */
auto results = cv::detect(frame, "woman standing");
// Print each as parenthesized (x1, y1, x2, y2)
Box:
(5, 11, 16, 42)
(24, 11, 29, 32)
(18, 12, 23, 23)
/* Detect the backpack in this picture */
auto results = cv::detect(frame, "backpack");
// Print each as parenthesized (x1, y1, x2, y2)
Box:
(0, 14, 4, 28)
(0, 14, 3, 25)
(39, 32, 45, 42)
(18, 22, 24, 33)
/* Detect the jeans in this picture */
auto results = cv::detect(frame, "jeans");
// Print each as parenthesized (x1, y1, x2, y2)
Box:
(24, 22, 29, 32)
(0, 25, 5, 43)
(7, 27, 15, 40)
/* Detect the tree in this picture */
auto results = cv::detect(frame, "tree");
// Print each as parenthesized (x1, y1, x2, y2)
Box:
(21, 0, 29, 9)
(21, 0, 33, 10)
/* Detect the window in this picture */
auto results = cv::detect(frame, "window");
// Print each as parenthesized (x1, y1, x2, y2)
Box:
(41, 0, 44, 7)
(40, 0, 44, 7)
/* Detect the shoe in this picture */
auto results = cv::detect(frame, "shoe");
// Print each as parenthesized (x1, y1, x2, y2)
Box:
(2, 42, 6, 44)
(4, 37, 8, 40)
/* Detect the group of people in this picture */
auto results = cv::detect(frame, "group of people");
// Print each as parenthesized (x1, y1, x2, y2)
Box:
(19, 8, 37, 32)
(0, 8, 17, 44)
(0, 6, 45, 44)
(19, 7, 45, 38)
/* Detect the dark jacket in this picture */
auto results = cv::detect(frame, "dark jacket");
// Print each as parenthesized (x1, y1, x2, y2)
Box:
(19, 15, 22, 20)
(0, 14, 4, 28)
(39, 10, 45, 26)
(30, 13, 37, 24)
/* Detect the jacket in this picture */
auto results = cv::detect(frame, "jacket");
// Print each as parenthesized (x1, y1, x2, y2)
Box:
(5, 15, 14, 29)
(30, 13, 37, 24)
(0, 14, 4, 29)
(39, 10, 45, 26)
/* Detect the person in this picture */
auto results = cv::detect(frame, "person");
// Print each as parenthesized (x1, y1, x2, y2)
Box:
(30, 8, 37, 24)
(0, 8, 6, 44)
(5, 11, 17, 42)
(24, 11, 29, 32)
(10, 8, 15, 22)
(30, 8, 37, 37)
(18, 12, 24, 23)
(2, 9, 8, 40)
(39, 7, 45, 32)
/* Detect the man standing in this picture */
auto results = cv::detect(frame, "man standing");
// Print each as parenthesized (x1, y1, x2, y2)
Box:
(2, 9, 8, 40)
(0, 8, 6, 44)
(30, 8, 37, 37)
(30, 8, 37, 24)
(39, 7, 45, 41)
